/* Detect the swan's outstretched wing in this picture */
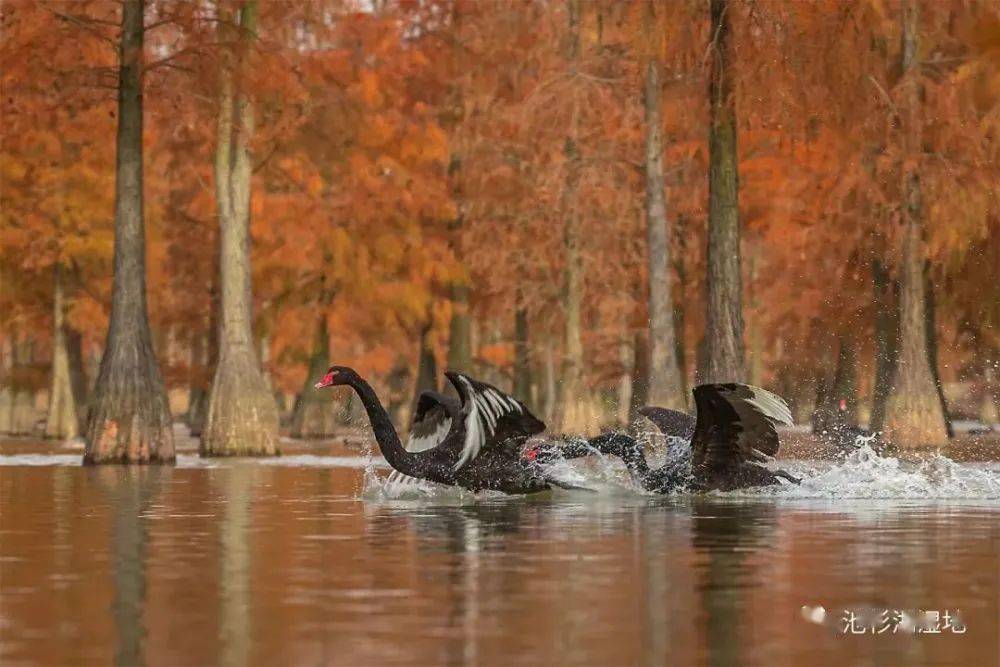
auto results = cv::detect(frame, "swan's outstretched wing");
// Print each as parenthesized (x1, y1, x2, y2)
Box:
(408, 391, 459, 452)
(386, 391, 460, 487)
(636, 406, 697, 439)
(690, 383, 793, 469)
(445, 371, 545, 471)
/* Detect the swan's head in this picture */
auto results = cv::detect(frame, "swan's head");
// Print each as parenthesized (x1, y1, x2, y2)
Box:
(314, 365, 357, 389)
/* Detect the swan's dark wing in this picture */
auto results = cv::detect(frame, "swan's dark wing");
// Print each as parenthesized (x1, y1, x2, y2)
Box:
(445, 371, 545, 470)
(636, 406, 697, 439)
(407, 391, 459, 453)
(690, 383, 793, 469)
(386, 391, 460, 487)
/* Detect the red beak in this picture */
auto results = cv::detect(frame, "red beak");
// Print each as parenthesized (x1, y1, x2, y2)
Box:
(314, 372, 335, 389)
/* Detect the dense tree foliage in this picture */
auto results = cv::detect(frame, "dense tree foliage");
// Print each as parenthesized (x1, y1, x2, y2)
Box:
(1, 0, 997, 449)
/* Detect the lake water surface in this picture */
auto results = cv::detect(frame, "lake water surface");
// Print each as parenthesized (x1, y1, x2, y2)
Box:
(1, 436, 998, 666)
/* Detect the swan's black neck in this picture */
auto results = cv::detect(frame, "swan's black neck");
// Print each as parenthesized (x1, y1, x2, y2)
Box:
(346, 375, 418, 475)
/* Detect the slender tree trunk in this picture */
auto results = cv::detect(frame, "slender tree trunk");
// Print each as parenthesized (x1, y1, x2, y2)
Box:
(560, 0, 585, 431)
(674, 214, 689, 406)
(512, 297, 532, 404)
(704, 0, 745, 383)
(290, 315, 338, 438)
(202, 0, 280, 456)
(188, 274, 218, 437)
(813, 336, 858, 433)
(870, 258, 899, 431)
(448, 283, 472, 372)
(46, 264, 79, 440)
(411, 321, 438, 417)
(66, 326, 87, 430)
(617, 338, 633, 425)
(629, 331, 650, 419)
(0, 335, 11, 434)
(542, 340, 557, 427)
(882, 0, 948, 447)
(186, 333, 207, 427)
(924, 262, 952, 437)
(85, 0, 174, 463)
(642, 10, 685, 409)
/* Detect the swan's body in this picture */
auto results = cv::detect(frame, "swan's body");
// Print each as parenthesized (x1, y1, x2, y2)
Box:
(316, 366, 580, 495)
(528, 383, 799, 492)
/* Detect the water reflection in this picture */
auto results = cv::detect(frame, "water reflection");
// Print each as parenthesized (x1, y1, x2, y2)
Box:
(94, 467, 165, 667)
(691, 501, 777, 667)
(0, 459, 997, 667)
(218, 468, 253, 667)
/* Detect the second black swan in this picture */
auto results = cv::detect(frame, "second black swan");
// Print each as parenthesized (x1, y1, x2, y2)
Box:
(526, 383, 800, 492)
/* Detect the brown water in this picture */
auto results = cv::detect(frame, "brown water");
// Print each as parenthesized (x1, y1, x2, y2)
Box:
(1, 437, 998, 667)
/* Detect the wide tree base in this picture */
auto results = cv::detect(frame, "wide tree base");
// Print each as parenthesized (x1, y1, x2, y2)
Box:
(882, 383, 948, 449)
(200, 350, 280, 457)
(85, 387, 175, 464)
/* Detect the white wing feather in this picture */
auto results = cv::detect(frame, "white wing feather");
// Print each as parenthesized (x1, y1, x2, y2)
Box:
(453, 376, 523, 472)
(746, 386, 794, 426)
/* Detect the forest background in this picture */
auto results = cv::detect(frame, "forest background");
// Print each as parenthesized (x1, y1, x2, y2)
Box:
(1, 0, 997, 461)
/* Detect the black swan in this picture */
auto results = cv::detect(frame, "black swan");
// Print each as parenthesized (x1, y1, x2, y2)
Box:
(315, 366, 584, 494)
(525, 383, 800, 492)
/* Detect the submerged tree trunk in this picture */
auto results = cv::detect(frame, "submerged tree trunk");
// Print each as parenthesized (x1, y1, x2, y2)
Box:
(870, 258, 899, 431)
(46, 264, 79, 440)
(882, 0, 948, 447)
(560, 0, 585, 431)
(290, 315, 338, 438)
(642, 9, 685, 410)
(704, 0, 745, 384)
(85, 0, 175, 463)
(202, 0, 280, 457)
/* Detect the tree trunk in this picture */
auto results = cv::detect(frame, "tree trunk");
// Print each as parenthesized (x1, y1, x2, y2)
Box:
(66, 325, 88, 430)
(411, 321, 438, 418)
(188, 274, 218, 437)
(541, 341, 557, 427)
(448, 283, 472, 372)
(642, 11, 685, 410)
(704, 0, 745, 384)
(813, 336, 858, 433)
(45, 264, 79, 440)
(85, 0, 175, 463)
(870, 258, 899, 431)
(882, 0, 948, 447)
(202, 0, 280, 456)
(560, 0, 585, 431)
(924, 262, 952, 437)
(617, 338, 633, 425)
(673, 214, 689, 406)
(629, 330, 650, 419)
(290, 315, 338, 438)
(0, 335, 12, 434)
(512, 298, 532, 405)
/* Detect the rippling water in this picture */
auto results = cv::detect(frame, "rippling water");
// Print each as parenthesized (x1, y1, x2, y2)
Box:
(1, 436, 998, 666)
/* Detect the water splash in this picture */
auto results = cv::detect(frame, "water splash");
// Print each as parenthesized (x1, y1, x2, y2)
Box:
(747, 444, 1000, 499)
